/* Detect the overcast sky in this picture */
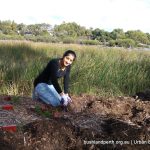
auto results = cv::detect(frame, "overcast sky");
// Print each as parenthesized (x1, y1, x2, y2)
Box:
(0, 0, 150, 33)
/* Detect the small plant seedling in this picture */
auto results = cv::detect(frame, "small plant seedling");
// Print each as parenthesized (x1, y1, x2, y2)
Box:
(43, 111, 51, 118)
(34, 105, 51, 118)
(34, 105, 42, 115)
(12, 96, 20, 104)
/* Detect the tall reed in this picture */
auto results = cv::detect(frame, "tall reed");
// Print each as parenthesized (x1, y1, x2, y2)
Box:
(0, 41, 150, 97)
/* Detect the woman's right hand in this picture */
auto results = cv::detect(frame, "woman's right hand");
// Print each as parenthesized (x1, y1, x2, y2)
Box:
(60, 94, 68, 106)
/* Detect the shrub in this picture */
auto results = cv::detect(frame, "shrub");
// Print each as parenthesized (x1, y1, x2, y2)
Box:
(108, 39, 136, 48)
(0, 33, 24, 40)
(23, 35, 60, 43)
(79, 39, 100, 45)
(62, 37, 76, 44)
(108, 40, 116, 47)
(116, 39, 136, 48)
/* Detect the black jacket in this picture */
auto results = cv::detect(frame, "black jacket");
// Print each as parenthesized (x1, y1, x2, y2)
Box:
(34, 58, 71, 94)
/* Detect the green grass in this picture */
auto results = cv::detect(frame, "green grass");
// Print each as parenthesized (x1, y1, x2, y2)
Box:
(34, 105, 52, 118)
(11, 95, 20, 104)
(0, 40, 150, 97)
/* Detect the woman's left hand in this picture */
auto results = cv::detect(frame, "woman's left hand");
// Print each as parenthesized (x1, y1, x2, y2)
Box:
(66, 95, 72, 103)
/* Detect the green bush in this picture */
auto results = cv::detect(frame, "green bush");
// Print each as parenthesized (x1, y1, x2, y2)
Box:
(108, 40, 116, 47)
(0, 33, 24, 40)
(116, 39, 136, 48)
(62, 37, 76, 44)
(79, 39, 100, 45)
(108, 39, 136, 48)
(35, 35, 60, 43)
(23, 35, 60, 43)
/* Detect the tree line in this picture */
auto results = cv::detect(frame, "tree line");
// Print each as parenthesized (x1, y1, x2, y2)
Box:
(0, 20, 150, 48)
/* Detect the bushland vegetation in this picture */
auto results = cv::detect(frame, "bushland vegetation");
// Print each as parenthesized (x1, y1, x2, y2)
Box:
(0, 41, 150, 97)
(0, 20, 150, 48)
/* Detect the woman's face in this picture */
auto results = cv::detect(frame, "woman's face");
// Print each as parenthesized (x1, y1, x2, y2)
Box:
(62, 54, 75, 67)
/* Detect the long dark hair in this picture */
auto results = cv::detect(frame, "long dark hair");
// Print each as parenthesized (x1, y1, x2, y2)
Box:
(63, 50, 77, 61)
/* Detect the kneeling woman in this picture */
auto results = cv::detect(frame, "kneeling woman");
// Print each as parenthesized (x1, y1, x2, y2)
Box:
(32, 50, 76, 107)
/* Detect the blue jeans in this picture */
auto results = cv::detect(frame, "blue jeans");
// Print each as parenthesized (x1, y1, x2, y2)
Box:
(32, 83, 61, 107)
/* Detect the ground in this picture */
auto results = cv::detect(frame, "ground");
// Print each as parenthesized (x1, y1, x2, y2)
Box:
(0, 92, 150, 150)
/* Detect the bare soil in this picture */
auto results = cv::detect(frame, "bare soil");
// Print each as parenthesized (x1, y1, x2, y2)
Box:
(0, 93, 150, 150)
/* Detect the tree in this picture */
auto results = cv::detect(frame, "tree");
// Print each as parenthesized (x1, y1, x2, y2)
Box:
(110, 29, 125, 40)
(92, 28, 111, 43)
(11, 21, 17, 32)
(146, 33, 150, 44)
(36, 23, 52, 36)
(0, 20, 13, 34)
(53, 22, 88, 39)
(125, 30, 149, 44)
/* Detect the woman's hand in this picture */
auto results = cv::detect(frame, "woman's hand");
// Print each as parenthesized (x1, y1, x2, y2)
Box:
(66, 95, 72, 103)
(60, 93, 72, 106)
(60, 94, 68, 106)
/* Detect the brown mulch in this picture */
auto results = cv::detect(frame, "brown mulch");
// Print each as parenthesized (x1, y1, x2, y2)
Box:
(0, 94, 150, 150)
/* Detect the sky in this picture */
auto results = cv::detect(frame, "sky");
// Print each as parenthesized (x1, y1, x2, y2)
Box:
(0, 0, 150, 33)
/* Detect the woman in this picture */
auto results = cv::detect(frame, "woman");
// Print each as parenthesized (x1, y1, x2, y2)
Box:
(32, 50, 76, 108)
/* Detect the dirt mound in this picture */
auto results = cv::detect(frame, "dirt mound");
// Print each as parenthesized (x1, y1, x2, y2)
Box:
(0, 94, 150, 150)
